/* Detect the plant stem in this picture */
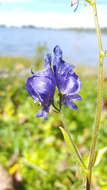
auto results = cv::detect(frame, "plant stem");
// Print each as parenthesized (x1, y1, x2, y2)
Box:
(86, 177, 91, 190)
(85, 0, 104, 189)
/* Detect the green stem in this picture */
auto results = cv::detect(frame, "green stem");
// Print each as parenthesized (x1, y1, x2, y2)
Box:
(85, 1, 104, 189)
(88, 0, 104, 169)
(86, 177, 91, 190)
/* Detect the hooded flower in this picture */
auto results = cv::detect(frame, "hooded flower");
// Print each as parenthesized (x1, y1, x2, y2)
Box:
(26, 46, 82, 119)
(53, 45, 82, 110)
(26, 54, 56, 119)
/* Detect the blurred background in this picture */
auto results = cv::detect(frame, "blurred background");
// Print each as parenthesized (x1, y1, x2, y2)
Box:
(0, 0, 107, 190)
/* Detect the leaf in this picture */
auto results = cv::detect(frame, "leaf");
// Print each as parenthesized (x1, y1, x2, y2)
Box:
(59, 127, 87, 174)
(95, 147, 107, 166)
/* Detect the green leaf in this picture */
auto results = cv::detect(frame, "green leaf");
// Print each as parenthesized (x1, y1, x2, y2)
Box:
(59, 126, 87, 174)
(95, 147, 107, 166)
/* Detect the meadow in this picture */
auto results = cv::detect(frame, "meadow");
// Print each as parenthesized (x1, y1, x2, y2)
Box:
(0, 45, 107, 190)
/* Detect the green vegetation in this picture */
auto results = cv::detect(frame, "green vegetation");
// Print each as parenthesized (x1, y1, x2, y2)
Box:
(0, 54, 107, 190)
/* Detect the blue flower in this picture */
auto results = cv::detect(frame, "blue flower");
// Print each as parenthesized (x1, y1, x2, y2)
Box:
(26, 46, 82, 119)
(53, 45, 82, 110)
(26, 54, 56, 119)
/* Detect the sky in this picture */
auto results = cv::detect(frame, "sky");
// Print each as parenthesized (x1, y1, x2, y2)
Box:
(0, 0, 107, 28)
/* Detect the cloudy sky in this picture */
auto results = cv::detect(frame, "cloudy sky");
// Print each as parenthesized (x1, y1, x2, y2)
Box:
(0, 0, 107, 28)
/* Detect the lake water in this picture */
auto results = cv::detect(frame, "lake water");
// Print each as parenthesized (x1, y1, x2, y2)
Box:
(0, 27, 107, 65)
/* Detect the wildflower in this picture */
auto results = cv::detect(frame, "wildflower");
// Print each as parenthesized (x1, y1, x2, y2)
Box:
(26, 46, 82, 119)
(53, 45, 82, 110)
(26, 54, 56, 119)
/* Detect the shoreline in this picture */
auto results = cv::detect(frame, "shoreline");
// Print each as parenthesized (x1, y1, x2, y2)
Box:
(0, 25, 107, 33)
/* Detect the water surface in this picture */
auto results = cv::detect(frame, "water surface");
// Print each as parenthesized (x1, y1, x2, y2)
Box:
(0, 27, 107, 65)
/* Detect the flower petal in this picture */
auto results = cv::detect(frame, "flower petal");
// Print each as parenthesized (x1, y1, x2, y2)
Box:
(44, 53, 52, 67)
(53, 45, 82, 96)
(67, 94, 82, 100)
(53, 45, 75, 75)
(36, 108, 48, 120)
(62, 95, 78, 110)
(63, 75, 81, 95)
(26, 77, 38, 100)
